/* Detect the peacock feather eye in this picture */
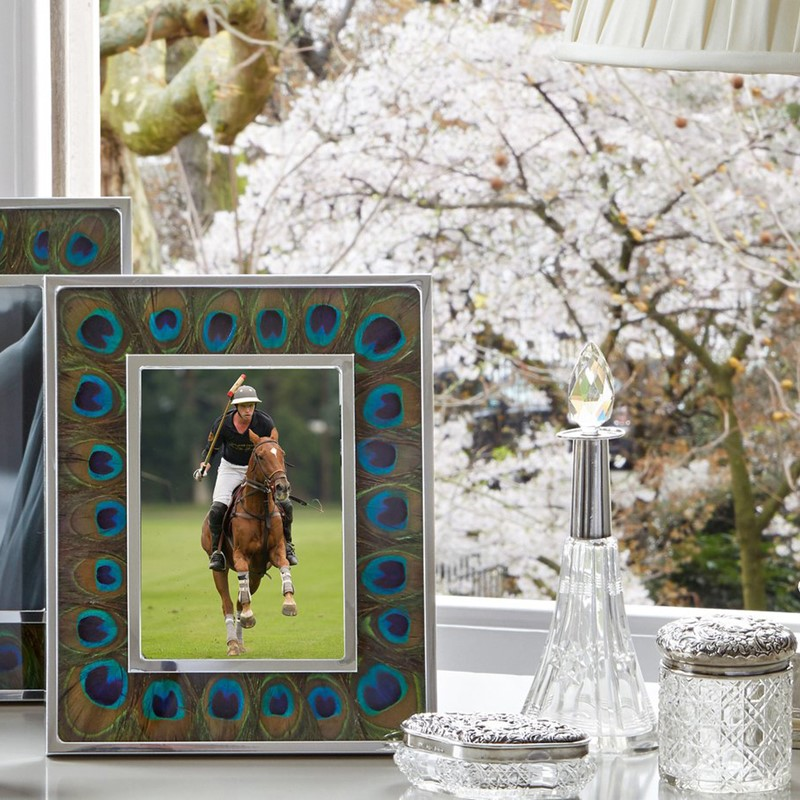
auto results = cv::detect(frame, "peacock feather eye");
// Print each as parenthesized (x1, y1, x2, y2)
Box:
(72, 375, 114, 418)
(357, 664, 407, 716)
(65, 231, 99, 267)
(143, 680, 186, 721)
(357, 439, 398, 475)
(364, 490, 409, 532)
(355, 314, 406, 361)
(148, 308, 183, 343)
(207, 678, 244, 721)
(377, 608, 411, 644)
(362, 555, 407, 595)
(261, 684, 294, 717)
(76, 610, 118, 649)
(255, 308, 287, 349)
(308, 685, 342, 720)
(202, 311, 237, 352)
(32, 229, 49, 267)
(305, 303, 341, 347)
(76, 309, 123, 354)
(0, 641, 22, 672)
(363, 384, 404, 428)
(80, 659, 127, 709)
(94, 558, 123, 593)
(87, 444, 123, 481)
(94, 500, 126, 538)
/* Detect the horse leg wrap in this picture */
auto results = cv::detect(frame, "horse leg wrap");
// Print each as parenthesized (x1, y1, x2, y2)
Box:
(280, 566, 294, 596)
(236, 617, 244, 643)
(225, 614, 236, 642)
(237, 572, 251, 605)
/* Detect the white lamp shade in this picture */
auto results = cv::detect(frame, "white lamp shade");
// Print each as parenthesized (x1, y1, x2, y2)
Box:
(557, 0, 800, 74)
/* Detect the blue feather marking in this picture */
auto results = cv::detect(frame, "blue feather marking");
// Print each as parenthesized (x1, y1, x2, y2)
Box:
(87, 444, 123, 481)
(363, 384, 404, 428)
(0, 643, 22, 672)
(95, 559, 123, 593)
(143, 680, 185, 720)
(72, 375, 113, 418)
(308, 686, 342, 720)
(355, 314, 406, 361)
(305, 304, 341, 346)
(76, 610, 118, 649)
(95, 500, 126, 537)
(357, 439, 397, 475)
(262, 684, 295, 717)
(66, 232, 99, 267)
(202, 312, 237, 352)
(0, 227, 5, 253)
(80, 660, 127, 708)
(377, 608, 410, 644)
(148, 308, 183, 343)
(357, 665, 408, 715)
(207, 678, 244, 720)
(32, 229, 49, 263)
(362, 556, 407, 595)
(77, 309, 123, 353)
(365, 490, 408, 532)
(256, 309, 287, 348)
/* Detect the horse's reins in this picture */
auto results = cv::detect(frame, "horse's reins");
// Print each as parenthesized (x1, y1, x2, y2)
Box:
(234, 440, 288, 522)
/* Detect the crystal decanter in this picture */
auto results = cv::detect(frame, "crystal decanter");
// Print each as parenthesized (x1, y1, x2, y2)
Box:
(522, 343, 657, 754)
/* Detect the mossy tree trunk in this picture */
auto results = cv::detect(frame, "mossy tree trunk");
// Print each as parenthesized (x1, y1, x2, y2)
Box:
(100, 0, 278, 271)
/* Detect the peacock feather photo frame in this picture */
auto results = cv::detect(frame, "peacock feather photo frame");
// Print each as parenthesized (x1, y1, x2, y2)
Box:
(45, 274, 435, 753)
(0, 198, 131, 701)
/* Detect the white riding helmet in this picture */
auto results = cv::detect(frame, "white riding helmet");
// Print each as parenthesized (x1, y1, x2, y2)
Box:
(231, 385, 262, 405)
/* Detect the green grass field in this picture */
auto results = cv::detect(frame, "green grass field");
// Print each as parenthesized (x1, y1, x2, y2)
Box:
(139, 503, 344, 661)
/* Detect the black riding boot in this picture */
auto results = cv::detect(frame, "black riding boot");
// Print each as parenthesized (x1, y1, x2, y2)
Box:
(208, 501, 227, 572)
(281, 499, 297, 565)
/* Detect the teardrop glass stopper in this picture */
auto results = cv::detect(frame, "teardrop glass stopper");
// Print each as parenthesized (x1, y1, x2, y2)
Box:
(567, 342, 615, 430)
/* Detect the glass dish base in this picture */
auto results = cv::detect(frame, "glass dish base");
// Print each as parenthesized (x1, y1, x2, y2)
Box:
(393, 743, 596, 800)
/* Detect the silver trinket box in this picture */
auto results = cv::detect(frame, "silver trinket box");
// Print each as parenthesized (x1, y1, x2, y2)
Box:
(656, 614, 796, 794)
(393, 711, 596, 799)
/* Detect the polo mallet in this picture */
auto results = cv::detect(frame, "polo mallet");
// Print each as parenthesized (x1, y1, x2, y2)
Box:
(193, 373, 247, 481)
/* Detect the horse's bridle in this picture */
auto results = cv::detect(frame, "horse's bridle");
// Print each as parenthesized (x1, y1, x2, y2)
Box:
(243, 439, 289, 499)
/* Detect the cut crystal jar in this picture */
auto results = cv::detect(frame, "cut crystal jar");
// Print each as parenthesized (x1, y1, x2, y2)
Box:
(656, 614, 796, 794)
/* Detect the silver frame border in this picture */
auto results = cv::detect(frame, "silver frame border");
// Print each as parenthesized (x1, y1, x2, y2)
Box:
(126, 352, 358, 674)
(45, 273, 436, 754)
(0, 197, 130, 702)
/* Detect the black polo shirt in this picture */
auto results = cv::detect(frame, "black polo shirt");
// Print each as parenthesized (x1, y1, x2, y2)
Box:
(201, 409, 276, 466)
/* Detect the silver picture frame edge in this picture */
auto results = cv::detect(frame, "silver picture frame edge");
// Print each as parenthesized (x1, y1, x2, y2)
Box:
(45, 272, 436, 754)
(125, 352, 358, 675)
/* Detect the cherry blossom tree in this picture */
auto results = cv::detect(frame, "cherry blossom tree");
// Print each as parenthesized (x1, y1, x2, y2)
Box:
(155, 2, 799, 609)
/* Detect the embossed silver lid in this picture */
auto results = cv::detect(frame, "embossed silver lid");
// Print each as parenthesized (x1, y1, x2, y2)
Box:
(400, 712, 590, 763)
(656, 614, 797, 676)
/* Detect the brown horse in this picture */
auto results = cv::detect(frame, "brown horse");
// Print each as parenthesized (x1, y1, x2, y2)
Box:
(201, 430, 297, 656)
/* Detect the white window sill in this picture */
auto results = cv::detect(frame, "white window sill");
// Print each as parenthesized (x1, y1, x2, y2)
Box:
(435, 594, 800, 683)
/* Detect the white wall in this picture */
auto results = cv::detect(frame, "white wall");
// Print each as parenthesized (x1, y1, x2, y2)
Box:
(0, 0, 51, 196)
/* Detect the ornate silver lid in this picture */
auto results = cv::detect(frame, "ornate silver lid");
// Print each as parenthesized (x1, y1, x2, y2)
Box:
(399, 712, 590, 763)
(656, 614, 797, 676)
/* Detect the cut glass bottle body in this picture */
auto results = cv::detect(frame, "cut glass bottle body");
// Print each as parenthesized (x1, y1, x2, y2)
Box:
(522, 535, 657, 754)
(524, 343, 656, 754)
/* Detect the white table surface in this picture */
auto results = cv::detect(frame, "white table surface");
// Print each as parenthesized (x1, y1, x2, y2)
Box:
(2, 672, 798, 799)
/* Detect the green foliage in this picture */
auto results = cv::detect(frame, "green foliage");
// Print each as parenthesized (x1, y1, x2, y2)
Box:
(139, 367, 342, 504)
(140, 503, 345, 659)
(652, 530, 800, 612)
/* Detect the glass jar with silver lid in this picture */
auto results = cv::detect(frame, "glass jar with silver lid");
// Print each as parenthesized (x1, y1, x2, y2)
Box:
(656, 614, 796, 794)
(392, 711, 596, 799)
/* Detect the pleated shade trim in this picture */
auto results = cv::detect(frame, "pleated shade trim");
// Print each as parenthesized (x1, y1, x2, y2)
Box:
(556, 0, 800, 74)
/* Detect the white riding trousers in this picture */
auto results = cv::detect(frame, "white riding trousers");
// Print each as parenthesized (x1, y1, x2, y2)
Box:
(212, 459, 248, 505)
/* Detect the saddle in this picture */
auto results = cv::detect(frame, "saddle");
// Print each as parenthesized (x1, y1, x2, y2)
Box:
(222, 483, 284, 541)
